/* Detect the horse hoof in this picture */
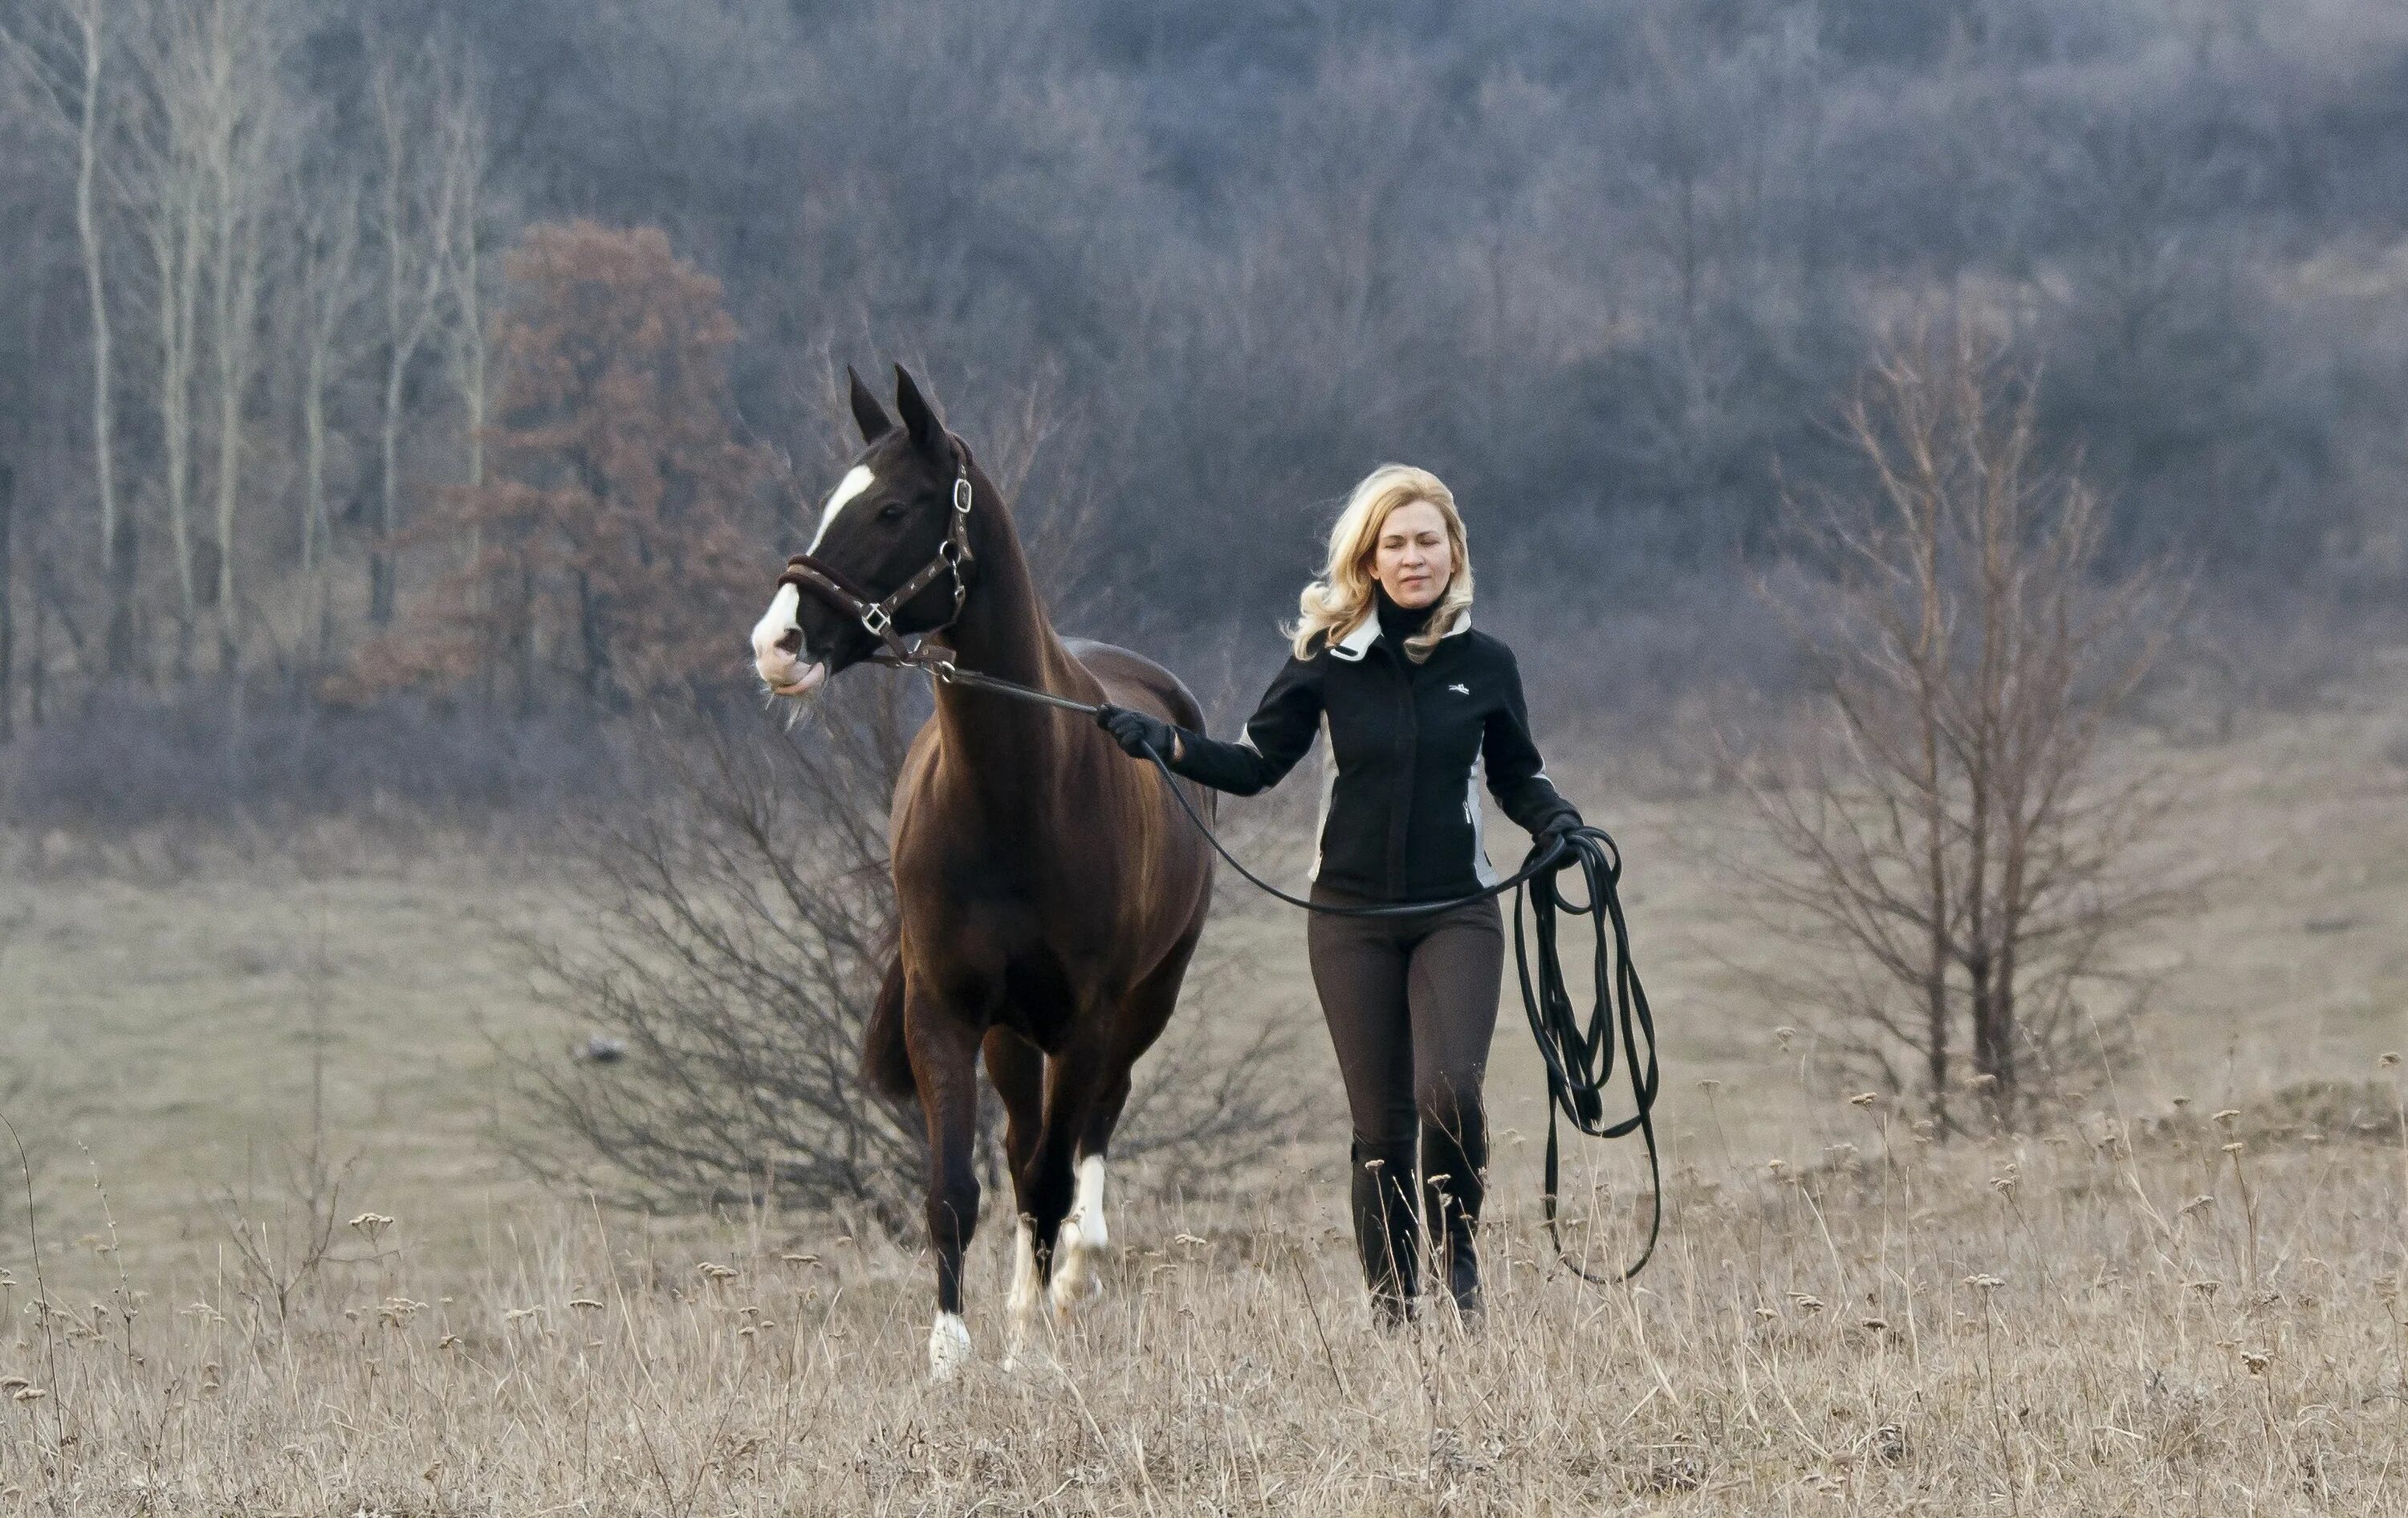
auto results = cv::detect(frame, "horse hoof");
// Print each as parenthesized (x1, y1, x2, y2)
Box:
(1001, 1337, 1052, 1375)
(928, 1313, 973, 1381)
(1050, 1253, 1101, 1320)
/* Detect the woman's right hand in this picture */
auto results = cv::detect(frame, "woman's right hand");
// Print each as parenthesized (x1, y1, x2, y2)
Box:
(1094, 703, 1180, 761)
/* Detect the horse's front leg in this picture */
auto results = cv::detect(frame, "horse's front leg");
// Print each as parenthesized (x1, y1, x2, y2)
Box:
(909, 997, 985, 1381)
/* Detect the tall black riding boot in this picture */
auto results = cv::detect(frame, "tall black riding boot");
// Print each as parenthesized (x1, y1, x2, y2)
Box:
(1348, 1137, 1421, 1326)
(1422, 1111, 1489, 1320)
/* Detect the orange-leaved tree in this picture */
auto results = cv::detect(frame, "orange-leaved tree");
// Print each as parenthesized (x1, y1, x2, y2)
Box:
(362, 221, 770, 710)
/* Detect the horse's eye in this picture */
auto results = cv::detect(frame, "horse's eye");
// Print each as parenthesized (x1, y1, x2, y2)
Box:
(878, 503, 906, 522)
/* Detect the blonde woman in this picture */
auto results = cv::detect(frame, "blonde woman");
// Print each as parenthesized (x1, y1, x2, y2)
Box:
(1092, 465, 1582, 1323)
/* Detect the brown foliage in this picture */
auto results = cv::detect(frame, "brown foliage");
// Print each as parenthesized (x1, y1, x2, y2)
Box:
(359, 221, 769, 709)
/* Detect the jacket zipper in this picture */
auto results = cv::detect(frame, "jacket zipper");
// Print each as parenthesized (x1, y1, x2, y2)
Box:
(1386, 641, 1415, 897)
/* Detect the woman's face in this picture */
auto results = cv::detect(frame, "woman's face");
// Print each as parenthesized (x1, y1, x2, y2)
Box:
(1369, 500, 1454, 609)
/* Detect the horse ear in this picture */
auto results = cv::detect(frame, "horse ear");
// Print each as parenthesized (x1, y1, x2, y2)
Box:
(893, 363, 948, 455)
(847, 365, 893, 443)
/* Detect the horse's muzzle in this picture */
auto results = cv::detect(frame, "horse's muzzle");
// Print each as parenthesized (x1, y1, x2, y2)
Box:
(758, 653, 827, 699)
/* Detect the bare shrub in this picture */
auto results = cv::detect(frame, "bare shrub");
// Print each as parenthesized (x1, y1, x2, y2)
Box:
(205, 1140, 360, 1327)
(1738, 315, 2183, 1133)
(205, 918, 368, 1325)
(502, 683, 921, 1235)
(505, 682, 1310, 1237)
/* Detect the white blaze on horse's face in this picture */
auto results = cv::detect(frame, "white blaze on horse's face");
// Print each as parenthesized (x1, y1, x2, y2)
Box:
(808, 465, 877, 552)
(750, 583, 825, 698)
(755, 465, 877, 699)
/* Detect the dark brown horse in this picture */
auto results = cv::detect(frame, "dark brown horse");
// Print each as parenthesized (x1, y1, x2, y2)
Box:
(750, 365, 1215, 1377)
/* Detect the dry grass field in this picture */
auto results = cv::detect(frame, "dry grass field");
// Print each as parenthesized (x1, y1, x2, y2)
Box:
(2, 667, 2406, 1514)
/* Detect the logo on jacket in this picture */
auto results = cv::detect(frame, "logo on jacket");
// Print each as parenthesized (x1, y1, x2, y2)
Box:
(1446, 682, 1470, 695)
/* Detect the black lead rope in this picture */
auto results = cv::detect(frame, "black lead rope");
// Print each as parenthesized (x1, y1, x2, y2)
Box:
(912, 657, 1665, 1280)
(1508, 826, 1662, 1283)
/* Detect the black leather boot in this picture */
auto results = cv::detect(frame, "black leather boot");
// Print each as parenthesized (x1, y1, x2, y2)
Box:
(1348, 1137, 1421, 1326)
(1422, 1111, 1488, 1321)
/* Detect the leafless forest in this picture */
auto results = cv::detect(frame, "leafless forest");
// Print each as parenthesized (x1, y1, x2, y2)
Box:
(1, 0, 2404, 819)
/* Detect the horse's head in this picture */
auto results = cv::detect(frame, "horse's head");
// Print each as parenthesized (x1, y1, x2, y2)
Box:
(753, 363, 970, 700)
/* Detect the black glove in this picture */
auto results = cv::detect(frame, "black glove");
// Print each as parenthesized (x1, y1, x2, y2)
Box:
(1094, 702, 1179, 761)
(1535, 810, 1583, 861)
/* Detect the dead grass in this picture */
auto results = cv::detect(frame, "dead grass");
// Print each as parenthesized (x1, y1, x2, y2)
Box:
(0, 678, 2404, 1512)
(5, 1098, 2408, 1513)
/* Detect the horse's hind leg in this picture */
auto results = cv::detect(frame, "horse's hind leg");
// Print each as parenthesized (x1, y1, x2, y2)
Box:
(1018, 1040, 1097, 1312)
(982, 1027, 1048, 1359)
(909, 994, 985, 1381)
(1054, 922, 1204, 1315)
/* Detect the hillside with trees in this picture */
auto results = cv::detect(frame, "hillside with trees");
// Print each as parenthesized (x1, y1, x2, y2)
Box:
(2, 0, 2404, 812)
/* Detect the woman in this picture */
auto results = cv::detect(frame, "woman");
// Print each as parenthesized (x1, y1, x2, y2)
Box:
(1092, 464, 1581, 1323)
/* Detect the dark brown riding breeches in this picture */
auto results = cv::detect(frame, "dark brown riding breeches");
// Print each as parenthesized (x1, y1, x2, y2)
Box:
(1305, 885, 1506, 1153)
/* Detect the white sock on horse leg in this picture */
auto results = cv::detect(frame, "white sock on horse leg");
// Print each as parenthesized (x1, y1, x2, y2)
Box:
(1006, 1219, 1044, 1332)
(1051, 1155, 1109, 1312)
(1072, 1154, 1109, 1251)
(928, 1312, 972, 1381)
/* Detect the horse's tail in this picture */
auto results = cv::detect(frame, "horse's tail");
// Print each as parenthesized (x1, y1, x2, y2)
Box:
(859, 952, 917, 1104)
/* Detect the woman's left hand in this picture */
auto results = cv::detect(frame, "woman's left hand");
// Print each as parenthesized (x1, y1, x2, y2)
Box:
(1536, 812, 1583, 861)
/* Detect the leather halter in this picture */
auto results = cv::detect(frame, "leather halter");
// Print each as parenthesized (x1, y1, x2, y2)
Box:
(778, 464, 975, 666)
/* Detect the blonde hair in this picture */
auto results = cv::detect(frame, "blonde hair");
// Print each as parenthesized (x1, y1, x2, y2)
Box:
(1288, 464, 1474, 663)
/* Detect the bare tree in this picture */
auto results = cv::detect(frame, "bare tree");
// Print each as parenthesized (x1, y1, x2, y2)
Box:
(1740, 315, 2182, 1132)
(116, 0, 209, 672)
(435, 63, 491, 495)
(364, 30, 463, 627)
(433, 65, 494, 699)
(294, 178, 363, 586)
(2, 0, 132, 678)
(103, 0, 301, 678)
(195, 0, 295, 674)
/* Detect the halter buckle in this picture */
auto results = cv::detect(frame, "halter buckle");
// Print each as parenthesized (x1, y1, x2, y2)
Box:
(860, 603, 893, 639)
(952, 474, 973, 513)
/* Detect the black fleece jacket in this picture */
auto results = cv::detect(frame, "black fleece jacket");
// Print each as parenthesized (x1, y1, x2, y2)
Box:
(1164, 588, 1580, 901)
